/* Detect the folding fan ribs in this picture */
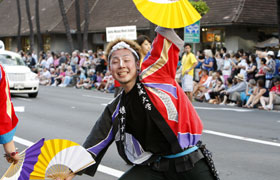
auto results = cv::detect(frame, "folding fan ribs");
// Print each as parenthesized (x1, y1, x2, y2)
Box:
(1, 138, 45, 180)
(133, 0, 201, 28)
(1, 139, 95, 180)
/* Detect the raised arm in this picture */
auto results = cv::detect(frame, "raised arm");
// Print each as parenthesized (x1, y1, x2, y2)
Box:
(140, 27, 184, 82)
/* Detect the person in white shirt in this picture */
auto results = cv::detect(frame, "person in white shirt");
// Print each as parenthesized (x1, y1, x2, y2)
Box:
(222, 53, 232, 84)
(39, 68, 51, 85)
(46, 51, 54, 69)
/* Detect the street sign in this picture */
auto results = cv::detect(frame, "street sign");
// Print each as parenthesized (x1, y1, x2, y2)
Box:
(106, 26, 137, 42)
(184, 21, 200, 43)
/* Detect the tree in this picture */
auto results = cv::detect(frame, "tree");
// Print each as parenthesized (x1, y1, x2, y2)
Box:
(82, 0, 89, 50)
(35, 0, 43, 54)
(58, 0, 74, 52)
(16, 0, 22, 51)
(75, 0, 82, 51)
(25, 0, 34, 52)
(190, 0, 209, 16)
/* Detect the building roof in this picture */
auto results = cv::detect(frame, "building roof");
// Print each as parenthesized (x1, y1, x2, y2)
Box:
(0, 0, 73, 37)
(50, 0, 150, 33)
(0, 0, 278, 37)
(201, 0, 278, 27)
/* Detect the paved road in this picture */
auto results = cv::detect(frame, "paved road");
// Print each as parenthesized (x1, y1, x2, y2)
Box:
(1, 86, 279, 180)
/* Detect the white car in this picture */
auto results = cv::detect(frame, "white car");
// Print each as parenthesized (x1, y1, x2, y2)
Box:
(0, 50, 39, 98)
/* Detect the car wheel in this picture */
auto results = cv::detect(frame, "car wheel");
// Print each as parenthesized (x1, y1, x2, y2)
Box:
(28, 92, 38, 98)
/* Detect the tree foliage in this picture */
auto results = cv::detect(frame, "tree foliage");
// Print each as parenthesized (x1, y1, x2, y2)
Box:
(190, 0, 209, 16)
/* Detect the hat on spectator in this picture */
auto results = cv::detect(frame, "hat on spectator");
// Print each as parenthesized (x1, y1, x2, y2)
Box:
(234, 74, 244, 81)
(267, 51, 274, 57)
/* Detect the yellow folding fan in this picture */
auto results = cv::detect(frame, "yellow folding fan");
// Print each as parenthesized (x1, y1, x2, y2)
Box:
(1, 139, 95, 180)
(133, 0, 201, 28)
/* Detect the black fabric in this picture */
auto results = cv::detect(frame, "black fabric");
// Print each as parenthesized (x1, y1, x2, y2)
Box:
(151, 149, 204, 173)
(124, 83, 172, 155)
(119, 158, 215, 180)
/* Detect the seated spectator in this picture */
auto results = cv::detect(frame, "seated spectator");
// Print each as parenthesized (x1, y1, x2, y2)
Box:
(58, 66, 74, 87)
(103, 72, 114, 92)
(92, 72, 103, 89)
(195, 72, 217, 101)
(240, 79, 257, 106)
(39, 68, 51, 85)
(193, 69, 210, 98)
(52, 67, 65, 86)
(76, 70, 87, 89)
(220, 74, 247, 106)
(219, 77, 233, 105)
(215, 70, 224, 84)
(243, 79, 268, 108)
(260, 76, 280, 110)
(50, 68, 57, 85)
(208, 77, 225, 104)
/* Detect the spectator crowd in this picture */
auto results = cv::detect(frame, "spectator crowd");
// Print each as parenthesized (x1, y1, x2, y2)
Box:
(18, 38, 280, 111)
(177, 45, 280, 111)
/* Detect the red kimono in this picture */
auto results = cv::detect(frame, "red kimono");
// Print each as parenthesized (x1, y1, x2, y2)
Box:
(0, 64, 18, 144)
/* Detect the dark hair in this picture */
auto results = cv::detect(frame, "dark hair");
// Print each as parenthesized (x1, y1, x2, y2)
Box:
(201, 69, 208, 75)
(260, 58, 266, 64)
(238, 49, 244, 56)
(244, 51, 251, 57)
(222, 47, 227, 53)
(217, 77, 223, 83)
(234, 53, 241, 59)
(249, 54, 257, 64)
(216, 70, 222, 75)
(227, 77, 233, 84)
(184, 43, 192, 48)
(136, 35, 151, 46)
(225, 53, 231, 58)
(198, 55, 205, 60)
(257, 79, 265, 88)
(273, 76, 280, 83)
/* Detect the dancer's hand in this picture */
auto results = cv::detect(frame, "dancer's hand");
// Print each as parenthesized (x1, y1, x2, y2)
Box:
(5, 152, 20, 164)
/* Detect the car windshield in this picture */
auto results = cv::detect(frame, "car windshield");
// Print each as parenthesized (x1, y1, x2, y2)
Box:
(0, 54, 25, 66)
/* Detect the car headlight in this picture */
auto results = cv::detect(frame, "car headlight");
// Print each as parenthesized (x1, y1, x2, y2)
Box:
(26, 72, 39, 81)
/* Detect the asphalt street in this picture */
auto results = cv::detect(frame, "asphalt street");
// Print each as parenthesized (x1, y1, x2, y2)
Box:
(1, 86, 279, 180)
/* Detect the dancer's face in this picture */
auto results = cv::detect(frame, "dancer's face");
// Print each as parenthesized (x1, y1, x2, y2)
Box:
(109, 49, 138, 93)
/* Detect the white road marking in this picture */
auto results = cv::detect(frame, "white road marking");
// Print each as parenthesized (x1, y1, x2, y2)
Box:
(13, 127, 280, 178)
(203, 130, 280, 147)
(98, 165, 124, 178)
(14, 136, 34, 147)
(195, 106, 252, 112)
(14, 106, 25, 112)
(83, 94, 112, 100)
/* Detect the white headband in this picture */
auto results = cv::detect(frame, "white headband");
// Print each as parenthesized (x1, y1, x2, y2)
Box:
(108, 41, 139, 60)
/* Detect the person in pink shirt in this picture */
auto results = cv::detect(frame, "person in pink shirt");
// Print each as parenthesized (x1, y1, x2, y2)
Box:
(260, 76, 280, 110)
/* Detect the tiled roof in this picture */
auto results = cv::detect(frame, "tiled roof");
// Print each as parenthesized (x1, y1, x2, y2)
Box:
(0, 0, 278, 37)
(201, 0, 278, 27)
(0, 0, 73, 37)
